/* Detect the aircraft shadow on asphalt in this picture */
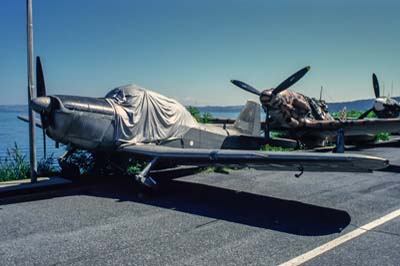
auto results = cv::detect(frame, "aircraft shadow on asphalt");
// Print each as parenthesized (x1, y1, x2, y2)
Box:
(0, 168, 351, 237)
(84, 167, 351, 237)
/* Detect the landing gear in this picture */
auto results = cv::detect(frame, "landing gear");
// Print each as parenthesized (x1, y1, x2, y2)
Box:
(333, 128, 345, 153)
(134, 157, 159, 190)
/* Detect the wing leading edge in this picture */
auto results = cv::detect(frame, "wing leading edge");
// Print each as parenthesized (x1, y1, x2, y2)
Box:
(120, 145, 388, 173)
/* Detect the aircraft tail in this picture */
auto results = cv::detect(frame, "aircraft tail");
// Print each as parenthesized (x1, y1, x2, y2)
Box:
(233, 100, 261, 136)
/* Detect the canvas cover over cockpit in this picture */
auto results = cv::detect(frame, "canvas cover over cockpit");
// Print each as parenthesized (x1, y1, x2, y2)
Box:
(105, 84, 199, 144)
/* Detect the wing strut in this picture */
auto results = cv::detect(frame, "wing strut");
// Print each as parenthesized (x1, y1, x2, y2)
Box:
(135, 157, 158, 189)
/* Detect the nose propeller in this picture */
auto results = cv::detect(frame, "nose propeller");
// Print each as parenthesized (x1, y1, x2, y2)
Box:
(231, 66, 311, 143)
(358, 73, 380, 119)
(36, 56, 46, 97)
(372, 73, 380, 99)
(272, 66, 310, 95)
(230, 80, 261, 96)
(31, 56, 49, 159)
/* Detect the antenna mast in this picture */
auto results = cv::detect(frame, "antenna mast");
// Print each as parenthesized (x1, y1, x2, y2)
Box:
(27, 0, 37, 182)
(320, 86, 323, 101)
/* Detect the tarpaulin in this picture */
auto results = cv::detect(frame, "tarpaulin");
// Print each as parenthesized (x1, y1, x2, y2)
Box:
(105, 84, 198, 144)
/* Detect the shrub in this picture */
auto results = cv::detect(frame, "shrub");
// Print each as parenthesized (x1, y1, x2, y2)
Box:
(0, 143, 30, 182)
(37, 153, 58, 176)
(375, 132, 390, 142)
(187, 106, 213, 123)
(260, 144, 294, 152)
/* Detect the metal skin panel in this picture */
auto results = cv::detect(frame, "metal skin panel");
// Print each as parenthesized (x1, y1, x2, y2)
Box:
(55, 95, 114, 115)
(45, 96, 116, 150)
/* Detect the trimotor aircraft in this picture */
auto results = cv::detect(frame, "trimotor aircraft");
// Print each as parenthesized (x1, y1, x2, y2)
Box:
(358, 73, 400, 119)
(26, 57, 388, 189)
(231, 67, 400, 147)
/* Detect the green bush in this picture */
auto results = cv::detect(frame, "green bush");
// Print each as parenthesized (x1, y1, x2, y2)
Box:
(187, 106, 201, 121)
(260, 144, 294, 152)
(375, 132, 390, 141)
(0, 143, 30, 182)
(62, 150, 95, 176)
(37, 153, 57, 176)
(331, 110, 376, 119)
(187, 106, 213, 123)
(126, 162, 144, 175)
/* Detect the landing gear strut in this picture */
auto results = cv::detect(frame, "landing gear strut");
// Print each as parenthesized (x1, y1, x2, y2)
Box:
(333, 128, 345, 153)
(135, 157, 158, 189)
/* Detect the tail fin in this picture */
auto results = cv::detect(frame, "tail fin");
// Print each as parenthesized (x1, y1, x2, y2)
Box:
(233, 100, 261, 136)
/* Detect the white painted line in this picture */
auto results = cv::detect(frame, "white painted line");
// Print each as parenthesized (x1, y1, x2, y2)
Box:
(279, 208, 400, 266)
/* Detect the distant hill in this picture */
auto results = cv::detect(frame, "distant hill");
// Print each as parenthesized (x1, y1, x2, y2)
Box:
(3, 97, 400, 115)
(196, 97, 400, 114)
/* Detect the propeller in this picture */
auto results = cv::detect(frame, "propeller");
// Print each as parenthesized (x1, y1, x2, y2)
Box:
(272, 66, 310, 95)
(231, 66, 311, 143)
(230, 80, 261, 96)
(358, 108, 373, 119)
(372, 73, 380, 98)
(36, 57, 46, 97)
(36, 56, 47, 159)
(358, 73, 381, 119)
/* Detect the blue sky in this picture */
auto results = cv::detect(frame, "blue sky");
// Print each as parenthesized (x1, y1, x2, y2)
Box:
(1, 0, 400, 105)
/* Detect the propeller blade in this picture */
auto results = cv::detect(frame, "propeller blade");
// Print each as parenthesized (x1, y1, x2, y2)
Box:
(42, 127, 47, 159)
(358, 108, 374, 119)
(231, 80, 261, 96)
(264, 107, 270, 141)
(36, 56, 46, 97)
(372, 73, 380, 98)
(273, 66, 310, 95)
(36, 56, 47, 160)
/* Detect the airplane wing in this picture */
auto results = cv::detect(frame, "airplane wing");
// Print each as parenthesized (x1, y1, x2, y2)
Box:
(120, 144, 388, 173)
(301, 118, 400, 137)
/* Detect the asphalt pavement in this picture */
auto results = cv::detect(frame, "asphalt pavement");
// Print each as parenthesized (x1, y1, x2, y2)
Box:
(1, 144, 400, 266)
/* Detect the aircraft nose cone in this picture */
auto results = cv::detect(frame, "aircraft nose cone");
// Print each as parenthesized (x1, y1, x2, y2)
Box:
(31, 96, 52, 113)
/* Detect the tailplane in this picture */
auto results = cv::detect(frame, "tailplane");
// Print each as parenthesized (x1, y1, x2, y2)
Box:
(233, 100, 261, 136)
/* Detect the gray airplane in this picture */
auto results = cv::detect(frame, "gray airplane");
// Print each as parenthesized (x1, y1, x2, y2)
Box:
(27, 57, 388, 189)
(358, 73, 400, 119)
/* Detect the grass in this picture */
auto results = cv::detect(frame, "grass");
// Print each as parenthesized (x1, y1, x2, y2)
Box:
(260, 144, 295, 152)
(375, 132, 390, 142)
(203, 167, 231, 174)
(0, 143, 30, 182)
(0, 143, 60, 182)
(126, 162, 144, 175)
(331, 109, 376, 119)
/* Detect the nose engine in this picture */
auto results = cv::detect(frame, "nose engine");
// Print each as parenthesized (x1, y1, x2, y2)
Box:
(260, 89, 275, 108)
(31, 96, 62, 129)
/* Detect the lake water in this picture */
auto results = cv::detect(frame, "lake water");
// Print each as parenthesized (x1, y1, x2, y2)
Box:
(0, 106, 240, 161)
(0, 106, 63, 160)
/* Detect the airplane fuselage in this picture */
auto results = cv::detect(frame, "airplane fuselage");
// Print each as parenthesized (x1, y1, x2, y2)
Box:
(32, 95, 263, 153)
